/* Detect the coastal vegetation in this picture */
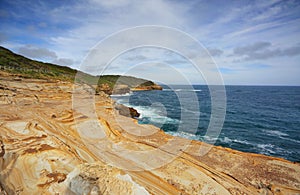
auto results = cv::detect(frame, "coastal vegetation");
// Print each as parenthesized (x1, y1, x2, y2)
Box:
(0, 46, 161, 94)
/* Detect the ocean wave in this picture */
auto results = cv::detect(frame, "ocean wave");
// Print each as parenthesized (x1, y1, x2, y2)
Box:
(262, 130, 289, 137)
(275, 136, 300, 144)
(163, 89, 202, 92)
(113, 98, 180, 125)
(165, 133, 292, 157)
(256, 143, 278, 155)
(255, 143, 293, 156)
(134, 105, 180, 124)
(220, 137, 252, 145)
(116, 98, 200, 123)
(201, 135, 218, 142)
(110, 92, 132, 97)
(166, 131, 199, 140)
(111, 86, 300, 161)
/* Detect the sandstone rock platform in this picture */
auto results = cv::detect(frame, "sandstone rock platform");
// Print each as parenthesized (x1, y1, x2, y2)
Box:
(0, 73, 299, 195)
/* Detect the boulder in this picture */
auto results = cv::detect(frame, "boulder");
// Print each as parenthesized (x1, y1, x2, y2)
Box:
(115, 104, 140, 118)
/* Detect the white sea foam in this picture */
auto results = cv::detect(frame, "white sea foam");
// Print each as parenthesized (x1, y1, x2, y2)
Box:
(222, 137, 232, 144)
(256, 143, 277, 154)
(113, 98, 180, 125)
(220, 137, 252, 145)
(275, 136, 300, 144)
(263, 130, 289, 137)
(163, 89, 202, 92)
(166, 131, 199, 140)
(133, 105, 180, 124)
(110, 92, 132, 97)
(201, 135, 218, 142)
(256, 143, 291, 156)
(235, 139, 252, 145)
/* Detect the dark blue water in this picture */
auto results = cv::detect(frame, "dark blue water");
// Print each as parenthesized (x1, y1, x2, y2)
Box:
(112, 85, 300, 162)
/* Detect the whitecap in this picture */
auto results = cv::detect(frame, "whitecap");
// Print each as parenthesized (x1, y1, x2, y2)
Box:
(201, 135, 218, 142)
(133, 105, 180, 125)
(114, 101, 181, 125)
(162, 88, 201, 92)
(110, 92, 132, 97)
(218, 137, 252, 145)
(233, 139, 252, 145)
(256, 143, 276, 154)
(221, 137, 233, 144)
(276, 136, 300, 144)
(263, 130, 289, 137)
(166, 131, 199, 140)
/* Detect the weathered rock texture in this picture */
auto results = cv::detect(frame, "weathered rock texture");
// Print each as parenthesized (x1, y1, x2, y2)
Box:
(115, 104, 140, 118)
(0, 73, 300, 195)
(131, 84, 163, 91)
(96, 84, 131, 95)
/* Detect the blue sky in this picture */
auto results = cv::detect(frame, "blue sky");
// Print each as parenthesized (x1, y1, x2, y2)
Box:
(0, 0, 300, 85)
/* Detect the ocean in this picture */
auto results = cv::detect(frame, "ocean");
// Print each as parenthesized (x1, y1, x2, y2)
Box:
(111, 85, 300, 162)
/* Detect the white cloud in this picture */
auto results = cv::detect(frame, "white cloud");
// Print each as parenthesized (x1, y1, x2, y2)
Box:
(2, 0, 300, 85)
(232, 42, 300, 61)
(47, 0, 191, 64)
(207, 48, 223, 57)
(18, 45, 57, 60)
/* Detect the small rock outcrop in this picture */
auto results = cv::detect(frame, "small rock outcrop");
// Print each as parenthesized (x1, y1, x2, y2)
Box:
(115, 104, 140, 118)
(96, 83, 162, 95)
(131, 84, 163, 91)
(0, 73, 300, 195)
(96, 84, 131, 95)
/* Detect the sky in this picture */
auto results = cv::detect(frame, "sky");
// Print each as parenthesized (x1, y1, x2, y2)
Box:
(0, 0, 300, 85)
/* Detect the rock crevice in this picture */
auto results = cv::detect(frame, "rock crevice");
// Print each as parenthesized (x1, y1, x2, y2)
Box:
(0, 74, 299, 195)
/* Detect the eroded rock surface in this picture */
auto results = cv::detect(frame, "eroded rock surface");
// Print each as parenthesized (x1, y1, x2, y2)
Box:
(115, 104, 140, 118)
(131, 84, 163, 91)
(0, 74, 300, 195)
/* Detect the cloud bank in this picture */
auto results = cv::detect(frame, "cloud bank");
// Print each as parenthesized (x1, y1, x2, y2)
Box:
(233, 42, 300, 61)
(1, 0, 300, 85)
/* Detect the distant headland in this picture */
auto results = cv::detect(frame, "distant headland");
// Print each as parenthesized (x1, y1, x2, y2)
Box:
(0, 46, 299, 194)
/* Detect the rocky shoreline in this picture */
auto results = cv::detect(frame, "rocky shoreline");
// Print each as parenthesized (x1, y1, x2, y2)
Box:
(0, 73, 300, 194)
(96, 82, 163, 95)
(131, 84, 163, 91)
(115, 103, 140, 118)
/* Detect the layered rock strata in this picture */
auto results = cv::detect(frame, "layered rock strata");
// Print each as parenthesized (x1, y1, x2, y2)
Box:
(131, 84, 163, 91)
(0, 74, 299, 195)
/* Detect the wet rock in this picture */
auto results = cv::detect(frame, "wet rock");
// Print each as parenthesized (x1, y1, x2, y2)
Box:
(115, 104, 140, 118)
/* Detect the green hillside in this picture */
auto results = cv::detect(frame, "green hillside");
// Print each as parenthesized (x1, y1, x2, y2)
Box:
(0, 46, 76, 81)
(0, 46, 157, 93)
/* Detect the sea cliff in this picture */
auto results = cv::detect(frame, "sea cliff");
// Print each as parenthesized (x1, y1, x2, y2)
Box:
(0, 72, 300, 195)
